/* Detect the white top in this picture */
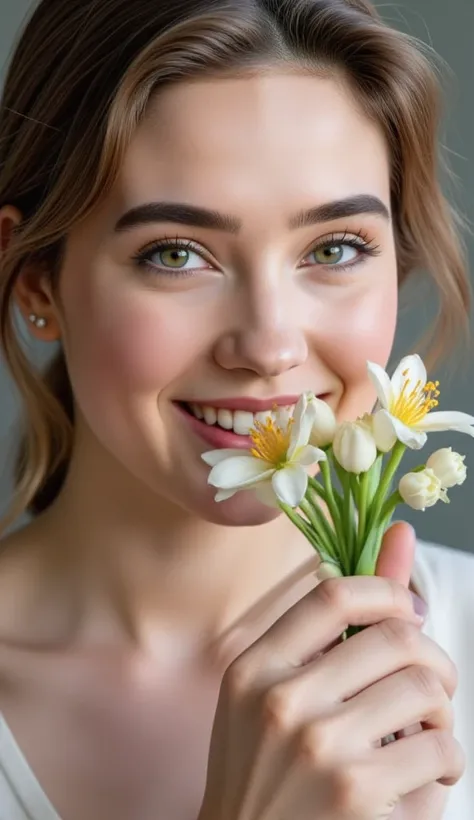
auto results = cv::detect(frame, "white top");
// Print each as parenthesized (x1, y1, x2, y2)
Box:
(0, 540, 472, 819)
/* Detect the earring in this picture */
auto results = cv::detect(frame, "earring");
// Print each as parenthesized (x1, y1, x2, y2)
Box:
(28, 313, 47, 329)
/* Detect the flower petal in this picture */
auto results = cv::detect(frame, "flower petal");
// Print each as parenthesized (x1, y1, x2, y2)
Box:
(215, 489, 238, 502)
(372, 409, 398, 452)
(389, 415, 427, 449)
(202, 448, 249, 467)
(391, 354, 427, 399)
(366, 361, 392, 409)
(271, 464, 308, 507)
(208, 456, 273, 489)
(288, 394, 317, 458)
(417, 410, 474, 435)
(295, 444, 327, 466)
(253, 481, 281, 509)
(273, 406, 292, 429)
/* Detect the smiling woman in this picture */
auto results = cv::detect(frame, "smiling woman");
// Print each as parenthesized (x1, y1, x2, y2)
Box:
(0, 1, 472, 819)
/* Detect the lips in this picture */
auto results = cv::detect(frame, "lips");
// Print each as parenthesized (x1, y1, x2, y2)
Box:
(175, 394, 331, 450)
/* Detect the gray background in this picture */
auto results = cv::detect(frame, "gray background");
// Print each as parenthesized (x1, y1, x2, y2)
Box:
(0, 0, 473, 550)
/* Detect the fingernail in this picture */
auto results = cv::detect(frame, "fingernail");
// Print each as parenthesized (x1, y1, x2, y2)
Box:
(410, 591, 428, 620)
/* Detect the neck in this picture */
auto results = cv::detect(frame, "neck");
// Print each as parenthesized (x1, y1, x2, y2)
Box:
(22, 436, 319, 661)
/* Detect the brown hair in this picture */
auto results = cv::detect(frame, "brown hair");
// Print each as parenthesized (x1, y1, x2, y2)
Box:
(0, 0, 470, 532)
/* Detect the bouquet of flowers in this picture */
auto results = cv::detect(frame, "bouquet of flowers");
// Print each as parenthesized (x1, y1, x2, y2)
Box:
(202, 355, 474, 585)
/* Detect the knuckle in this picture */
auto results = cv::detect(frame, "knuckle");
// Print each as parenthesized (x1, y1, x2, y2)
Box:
(407, 664, 444, 700)
(327, 765, 368, 815)
(387, 577, 415, 617)
(295, 719, 337, 768)
(316, 577, 354, 613)
(431, 730, 457, 765)
(261, 684, 295, 733)
(378, 617, 420, 654)
(224, 658, 253, 700)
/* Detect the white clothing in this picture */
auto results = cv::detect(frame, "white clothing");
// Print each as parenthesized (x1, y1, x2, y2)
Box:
(0, 540, 473, 819)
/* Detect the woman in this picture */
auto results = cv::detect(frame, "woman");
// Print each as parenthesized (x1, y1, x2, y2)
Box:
(0, 0, 472, 817)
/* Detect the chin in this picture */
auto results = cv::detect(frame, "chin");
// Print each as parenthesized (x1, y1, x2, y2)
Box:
(197, 488, 281, 527)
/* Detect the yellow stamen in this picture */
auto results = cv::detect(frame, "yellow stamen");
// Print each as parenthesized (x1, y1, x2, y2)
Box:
(250, 416, 293, 466)
(390, 373, 440, 425)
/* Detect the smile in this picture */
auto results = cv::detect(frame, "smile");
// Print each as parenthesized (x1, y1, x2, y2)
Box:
(182, 401, 296, 436)
(175, 395, 330, 451)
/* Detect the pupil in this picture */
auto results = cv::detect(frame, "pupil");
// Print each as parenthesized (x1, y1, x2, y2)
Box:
(319, 244, 343, 263)
(162, 248, 188, 267)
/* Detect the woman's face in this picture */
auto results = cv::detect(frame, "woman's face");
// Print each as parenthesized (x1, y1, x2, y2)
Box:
(54, 72, 398, 523)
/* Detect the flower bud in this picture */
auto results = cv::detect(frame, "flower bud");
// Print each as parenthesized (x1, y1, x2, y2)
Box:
(332, 420, 377, 474)
(399, 468, 448, 511)
(317, 562, 343, 580)
(426, 447, 467, 489)
(308, 397, 337, 447)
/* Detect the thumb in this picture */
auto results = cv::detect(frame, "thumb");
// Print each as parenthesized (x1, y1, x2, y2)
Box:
(375, 521, 416, 588)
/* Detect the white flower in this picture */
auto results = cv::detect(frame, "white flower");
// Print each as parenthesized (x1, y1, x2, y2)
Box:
(399, 468, 449, 511)
(308, 396, 338, 448)
(426, 448, 467, 489)
(201, 393, 327, 507)
(367, 354, 474, 451)
(332, 418, 378, 474)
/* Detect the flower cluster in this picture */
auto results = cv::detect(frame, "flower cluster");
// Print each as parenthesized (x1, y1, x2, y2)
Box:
(202, 355, 474, 577)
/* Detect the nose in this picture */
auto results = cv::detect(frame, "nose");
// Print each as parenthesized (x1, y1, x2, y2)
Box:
(213, 277, 308, 378)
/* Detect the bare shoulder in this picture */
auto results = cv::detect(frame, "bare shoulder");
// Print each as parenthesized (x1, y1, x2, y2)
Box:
(0, 515, 69, 694)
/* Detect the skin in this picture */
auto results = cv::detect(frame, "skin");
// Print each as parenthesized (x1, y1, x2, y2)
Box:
(0, 72, 453, 819)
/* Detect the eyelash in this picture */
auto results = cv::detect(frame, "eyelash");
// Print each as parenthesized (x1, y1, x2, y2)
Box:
(132, 231, 382, 278)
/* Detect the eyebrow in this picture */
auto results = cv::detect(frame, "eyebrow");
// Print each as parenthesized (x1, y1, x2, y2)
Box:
(113, 194, 390, 235)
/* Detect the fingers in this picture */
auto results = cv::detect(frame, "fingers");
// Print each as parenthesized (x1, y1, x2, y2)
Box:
(377, 729, 465, 792)
(305, 616, 457, 704)
(376, 521, 416, 585)
(238, 576, 423, 681)
(341, 664, 453, 747)
(265, 617, 456, 729)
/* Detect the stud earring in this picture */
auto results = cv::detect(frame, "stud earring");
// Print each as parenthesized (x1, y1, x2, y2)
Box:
(28, 313, 47, 329)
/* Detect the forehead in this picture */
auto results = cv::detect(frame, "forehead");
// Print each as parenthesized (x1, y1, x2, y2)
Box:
(114, 72, 391, 217)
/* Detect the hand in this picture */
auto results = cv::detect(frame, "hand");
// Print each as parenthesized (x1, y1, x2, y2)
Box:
(198, 531, 464, 820)
(376, 522, 460, 819)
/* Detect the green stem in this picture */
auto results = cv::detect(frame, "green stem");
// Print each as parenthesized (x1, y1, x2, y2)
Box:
(342, 472, 357, 574)
(317, 462, 349, 570)
(300, 498, 338, 561)
(380, 490, 403, 521)
(350, 474, 361, 508)
(367, 453, 384, 506)
(357, 470, 370, 549)
(308, 478, 327, 503)
(279, 503, 320, 551)
(368, 442, 406, 531)
(318, 462, 342, 529)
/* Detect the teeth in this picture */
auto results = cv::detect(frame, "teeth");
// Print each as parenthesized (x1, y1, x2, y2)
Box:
(191, 403, 203, 420)
(203, 406, 217, 426)
(217, 409, 233, 430)
(255, 410, 273, 425)
(188, 403, 295, 435)
(233, 410, 255, 436)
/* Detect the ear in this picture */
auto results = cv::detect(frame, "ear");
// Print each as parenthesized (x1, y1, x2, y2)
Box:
(0, 205, 61, 342)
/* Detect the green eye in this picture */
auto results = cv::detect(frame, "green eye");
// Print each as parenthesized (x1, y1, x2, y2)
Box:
(314, 244, 345, 264)
(160, 248, 190, 268)
(307, 241, 362, 267)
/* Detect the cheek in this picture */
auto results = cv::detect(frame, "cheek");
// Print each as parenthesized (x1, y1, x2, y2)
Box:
(62, 282, 199, 399)
(312, 275, 398, 419)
